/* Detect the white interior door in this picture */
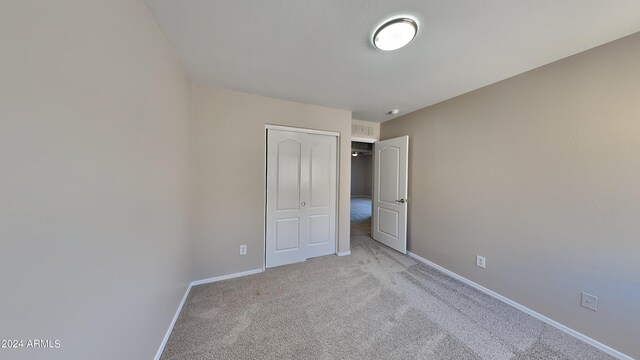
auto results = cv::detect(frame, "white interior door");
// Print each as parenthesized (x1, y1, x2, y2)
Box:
(305, 133, 338, 259)
(266, 129, 337, 268)
(372, 136, 408, 254)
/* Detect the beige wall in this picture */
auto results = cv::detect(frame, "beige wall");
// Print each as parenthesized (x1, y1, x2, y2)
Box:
(351, 154, 373, 197)
(192, 85, 352, 280)
(381, 33, 640, 358)
(0, 1, 192, 359)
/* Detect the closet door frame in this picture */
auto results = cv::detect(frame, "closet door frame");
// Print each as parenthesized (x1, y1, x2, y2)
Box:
(264, 124, 340, 270)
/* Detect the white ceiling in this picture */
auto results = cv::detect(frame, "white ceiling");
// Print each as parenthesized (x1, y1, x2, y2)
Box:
(145, 0, 640, 122)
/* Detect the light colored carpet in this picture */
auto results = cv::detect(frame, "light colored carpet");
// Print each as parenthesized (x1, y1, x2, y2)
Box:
(161, 222, 615, 360)
(350, 197, 372, 224)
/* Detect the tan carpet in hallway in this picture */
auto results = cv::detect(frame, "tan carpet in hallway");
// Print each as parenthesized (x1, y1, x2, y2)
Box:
(160, 218, 614, 360)
(350, 196, 372, 225)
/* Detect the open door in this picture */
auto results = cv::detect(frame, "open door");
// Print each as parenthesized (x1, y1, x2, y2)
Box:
(372, 136, 408, 254)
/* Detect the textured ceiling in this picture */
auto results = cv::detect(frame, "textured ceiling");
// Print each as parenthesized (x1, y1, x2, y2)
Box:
(145, 0, 640, 122)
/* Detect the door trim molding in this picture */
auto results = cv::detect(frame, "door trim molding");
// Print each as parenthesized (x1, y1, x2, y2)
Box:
(407, 251, 632, 360)
(351, 136, 378, 143)
(266, 124, 340, 137)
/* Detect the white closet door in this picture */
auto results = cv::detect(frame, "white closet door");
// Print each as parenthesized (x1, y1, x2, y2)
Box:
(266, 129, 337, 268)
(305, 133, 337, 259)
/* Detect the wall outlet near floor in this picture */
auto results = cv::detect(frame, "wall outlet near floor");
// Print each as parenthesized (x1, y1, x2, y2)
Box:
(239, 245, 247, 255)
(476, 255, 486, 269)
(581, 292, 598, 311)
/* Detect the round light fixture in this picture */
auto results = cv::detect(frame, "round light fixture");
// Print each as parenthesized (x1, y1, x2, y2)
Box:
(373, 17, 418, 51)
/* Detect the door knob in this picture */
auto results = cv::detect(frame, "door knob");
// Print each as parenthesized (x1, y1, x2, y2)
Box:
(395, 199, 406, 204)
(301, 202, 306, 207)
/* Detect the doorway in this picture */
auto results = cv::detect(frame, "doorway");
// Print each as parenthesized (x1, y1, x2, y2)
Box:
(350, 141, 373, 235)
(350, 136, 409, 254)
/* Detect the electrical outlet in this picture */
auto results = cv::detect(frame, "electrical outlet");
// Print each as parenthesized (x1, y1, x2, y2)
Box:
(581, 292, 598, 311)
(476, 255, 486, 269)
(239, 245, 247, 255)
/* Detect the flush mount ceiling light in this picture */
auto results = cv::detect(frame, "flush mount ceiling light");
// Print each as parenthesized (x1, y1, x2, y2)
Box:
(373, 17, 418, 51)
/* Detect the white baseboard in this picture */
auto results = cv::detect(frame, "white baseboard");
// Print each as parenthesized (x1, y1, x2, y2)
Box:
(155, 268, 264, 359)
(190, 268, 264, 286)
(154, 283, 192, 360)
(351, 195, 371, 199)
(337, 251, 351, 256)
(406, 251, 632, 360)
